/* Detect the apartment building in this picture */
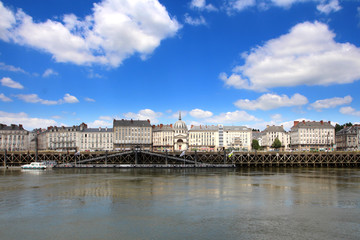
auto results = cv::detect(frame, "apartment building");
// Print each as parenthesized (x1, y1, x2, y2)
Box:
(0, 124, 29, 151)
(152, 124, 174, 152)
(113, 119, 152, 150)
(335, 125, 360, 151)
(188, 125, 218, 152)
(290, 120, 335, 151)
(261, 125, 290, 151)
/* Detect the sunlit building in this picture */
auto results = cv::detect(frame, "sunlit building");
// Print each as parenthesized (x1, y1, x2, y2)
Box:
(113, 119, 152, 150)
(261, 125, 290, 151)
(0, 124, 29, 151)
(152, 124, 174, 152)
(290, 120, 335, 151)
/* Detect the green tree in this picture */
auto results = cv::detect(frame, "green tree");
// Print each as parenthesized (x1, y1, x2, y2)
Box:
(271, 138, 282, 149)
(252, 139, 260, 150)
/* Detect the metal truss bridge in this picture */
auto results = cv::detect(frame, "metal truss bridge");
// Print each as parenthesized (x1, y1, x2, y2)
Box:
(1, 150, 360, 168)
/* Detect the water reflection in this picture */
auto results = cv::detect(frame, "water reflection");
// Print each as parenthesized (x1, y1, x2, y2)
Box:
(0, 168, 359, 240)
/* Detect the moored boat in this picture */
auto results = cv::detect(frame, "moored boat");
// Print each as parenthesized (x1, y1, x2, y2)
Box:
(21, 162, 47, 170)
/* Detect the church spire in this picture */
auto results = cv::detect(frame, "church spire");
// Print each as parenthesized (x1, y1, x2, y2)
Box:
(179, 111, 181, 120)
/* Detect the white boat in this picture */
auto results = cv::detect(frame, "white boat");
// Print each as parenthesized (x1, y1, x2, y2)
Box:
(21, 162, 47, 170)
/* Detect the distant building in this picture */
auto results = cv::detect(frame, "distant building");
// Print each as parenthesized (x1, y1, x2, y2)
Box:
(188, 125, 218, 152)
(46, 124, 85, 151)
(173, 113, 188, 151)
(251, 130, 263, 148)
(152, 124, 174, 152)
(335, 125, 360, 151)
(223, 126, 252, 151)
(79, 127, 113, 151)
(290, 120, 335, 151)
(261, 125, 290, 151)
(113, 119, 152, 150)
(0, 124, 29, 151)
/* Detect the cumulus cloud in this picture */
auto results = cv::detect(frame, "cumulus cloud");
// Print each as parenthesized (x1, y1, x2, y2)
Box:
(0, 93, 12, 102)
(234, 93, 308, 110)
(15, 93, 79, 105)
(310, 95, 352, 111)
(339, 106, 360, 117)
(99, 116, 113, 121)
(0, 0, 181, 67)
(225, 0, 342, 14)
(1, 77, 24, 89)
(42, 68, 58, 77)
(220, 22, 360, 91)
(190, 0, 218, 11)
(184, 14, 207, 26)
(87, 119, 112, 128)
(189, 108, 213, 118)
(0, 111, 57, 130)
(0, 62, 27, 74)
(123, 109, 162, 124)
(205, 110, 261, 123)
(316, 0, 341, 14)
(84, 97, 96, 102)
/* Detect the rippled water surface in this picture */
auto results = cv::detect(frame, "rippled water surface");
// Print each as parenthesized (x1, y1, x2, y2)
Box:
(0, 168, 359, 240)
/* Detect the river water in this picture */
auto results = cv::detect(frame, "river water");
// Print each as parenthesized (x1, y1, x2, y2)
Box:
(0, 168, 359, 240)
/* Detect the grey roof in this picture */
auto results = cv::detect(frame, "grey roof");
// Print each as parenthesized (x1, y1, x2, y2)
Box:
(0, 123, 26, 131)
(263, 125, 286, 133)
(153, 125, 174, 132)
(189, 125, 218, 131)
(82, 128, 113, 133)
(224, 126, 251, 131)
(291, 121, 334, 130)
(252, 131, 264, 139)
(336, 125, 360, 136)
(113, 119, 151, 127)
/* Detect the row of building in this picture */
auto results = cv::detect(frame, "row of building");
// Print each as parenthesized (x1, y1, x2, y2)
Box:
(0, 114, 359, 152)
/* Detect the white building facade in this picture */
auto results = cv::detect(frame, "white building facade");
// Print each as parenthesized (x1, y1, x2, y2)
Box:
(152, 124, 174, 152)
(290, 120, 335, 151)
(79, 127, 113, 151)
(262, 125, 290, 151)
(113, 119, 152, 150)
(188, 125, 218, 152)
(223, 126, 252, 151)
(0, 124, 29, 151)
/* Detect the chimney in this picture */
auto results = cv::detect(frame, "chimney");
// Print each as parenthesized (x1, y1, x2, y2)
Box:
(320, 120, 323, 125)
(19, 124, 23, 129)
(170, 124, 173, 128)
(294, 121, 299, 127)
(160, 124, 163, 128)
(302, 120, 305, 124)
(191, 125, 194, 129)
(106, 127, 108, 131)
(99, 127, 101, 131)
(147, 119, 150, 123)
(328, 121, 331, 124)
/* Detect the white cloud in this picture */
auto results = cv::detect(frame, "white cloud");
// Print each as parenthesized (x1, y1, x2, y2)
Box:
(0, 0, 181, 67)
(51, 115, 62, 119)
(271, 114, 283, 122)
(123, 109, 162, 124)
(84, 97, 96, 102)
(226, 0, 255, 13)
(0, 111, 57, 130)
(205, 110, 261, 123)
(184, 14, 207, 26)
(316, 0, 341, 14)
(42, 68, 58, 77)
(1, 77, 24, 89)
(189, 108, 213, 118)
(225, 0, 342, 14)
(62, 93, 79, 103)
(15, 93, 79, 105)
(339, 106, 360, 117)
(310, 95, 352, 111)
(99, 116, 113, 121)
(87, 120, 112, 128)
(0, 93, 12, 102)
(234, 93, 308, 110)
(220, 22, 360, 91)
(0, 1, 15, 41)
(190, 0, 218, 11)
(0, 62, 27, 73)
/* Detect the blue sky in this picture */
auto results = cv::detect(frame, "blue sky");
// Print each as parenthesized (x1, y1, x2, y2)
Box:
(0, 0, 360, 130)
